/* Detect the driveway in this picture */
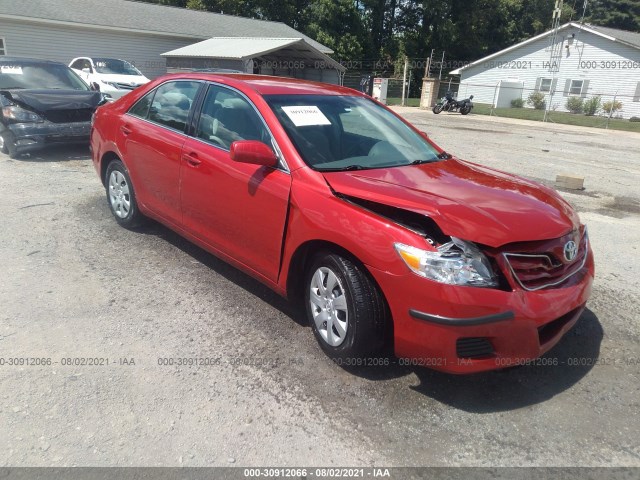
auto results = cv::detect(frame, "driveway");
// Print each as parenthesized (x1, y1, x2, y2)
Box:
(1, 108, 639, 467)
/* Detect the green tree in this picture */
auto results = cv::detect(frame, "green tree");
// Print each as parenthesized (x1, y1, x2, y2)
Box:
(586, 0, 640, 31)
(303, 0, 365, 60)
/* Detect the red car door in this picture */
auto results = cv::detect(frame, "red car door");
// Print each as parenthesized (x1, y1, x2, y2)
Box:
(180, 84, 291, 282)
(120, 80, 201, 226)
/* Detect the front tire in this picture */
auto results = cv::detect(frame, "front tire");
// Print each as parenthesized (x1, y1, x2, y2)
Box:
(432, 105, 443, 114)
(105, 159, 144, 228)
(305, 253, 388, 361)
(0, 131, 19, 158)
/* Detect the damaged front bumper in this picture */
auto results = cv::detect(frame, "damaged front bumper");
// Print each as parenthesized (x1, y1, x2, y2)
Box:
(366, 245, 594, 374)
(6, 120, 90, 155)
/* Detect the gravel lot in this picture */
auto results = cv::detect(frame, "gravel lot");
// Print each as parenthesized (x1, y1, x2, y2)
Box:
(1, 110, 639, 467)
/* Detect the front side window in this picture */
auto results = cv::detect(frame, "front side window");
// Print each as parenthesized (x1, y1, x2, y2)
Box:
(93, 58, 142, 76)
(0, 62, 89, 90)
(570, 80, 584, 96)
(146, 81, 200, 132)
(265, 94, 440, 171)
(196, 85, 271, 150)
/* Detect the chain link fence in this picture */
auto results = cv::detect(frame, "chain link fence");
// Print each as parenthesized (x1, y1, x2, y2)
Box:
(336, 58, 639, 132)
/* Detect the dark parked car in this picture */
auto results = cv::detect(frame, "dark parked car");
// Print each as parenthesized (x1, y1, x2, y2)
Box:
(0, 57, 103, 158)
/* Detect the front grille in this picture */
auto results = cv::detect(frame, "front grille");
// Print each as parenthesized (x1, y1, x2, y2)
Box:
(45, 108, 93, 124)
(115, 83, 138, 90)
(456, 337, 495, 359)
(504, 228, 588, 291)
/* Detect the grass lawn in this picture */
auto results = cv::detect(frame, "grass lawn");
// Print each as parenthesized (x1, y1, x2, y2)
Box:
(472, 104, 640, 133)
(386, 97, 421, 107)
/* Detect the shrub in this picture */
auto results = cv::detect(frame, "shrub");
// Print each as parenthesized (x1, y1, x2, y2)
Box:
(566, 96, 584, 114)
(630, 117, 640, 122)
(527, 91, 546, 110)
(510, 98, 524, 108)
(583, 96, 601, 116)
(602, 100, 623, 115)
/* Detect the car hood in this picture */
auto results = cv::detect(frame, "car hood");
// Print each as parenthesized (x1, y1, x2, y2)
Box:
(321, 159, 579, 248)
(96, 74, 149, 86)
(3, 89, 101, 112)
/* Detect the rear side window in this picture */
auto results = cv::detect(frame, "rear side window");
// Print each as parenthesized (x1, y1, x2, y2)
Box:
(131, 81, 200, 132)
(71, 59, 92, 72)
(128, 91, 154, 118)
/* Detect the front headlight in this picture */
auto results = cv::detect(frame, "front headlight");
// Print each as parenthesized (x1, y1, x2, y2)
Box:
(395, 238, 498, 287)
(2, 105, 44, 123)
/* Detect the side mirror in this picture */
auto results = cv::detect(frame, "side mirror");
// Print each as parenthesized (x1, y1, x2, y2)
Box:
(230, 140, 278, 167)
(90, 82, 101, 92)
(82, 67, 92, 74)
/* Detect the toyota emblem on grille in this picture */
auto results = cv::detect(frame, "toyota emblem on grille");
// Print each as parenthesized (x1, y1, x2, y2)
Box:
(564, 241, 578, 262)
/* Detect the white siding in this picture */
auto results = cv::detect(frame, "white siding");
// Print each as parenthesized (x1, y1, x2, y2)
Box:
(458, 26, 640, 119)
(0, 18, 196, 78)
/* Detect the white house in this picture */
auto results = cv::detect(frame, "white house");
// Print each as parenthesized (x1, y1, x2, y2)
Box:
(451, 23, 640, 119)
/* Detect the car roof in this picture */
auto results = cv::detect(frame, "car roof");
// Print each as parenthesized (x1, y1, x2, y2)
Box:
(0, 56, 67, 66)
(158, 73, 364, 97)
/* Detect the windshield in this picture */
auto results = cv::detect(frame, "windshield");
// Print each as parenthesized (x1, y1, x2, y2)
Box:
(265, 94, 440, 171)
(0, 63, 89, 91)
(93, 58, 142, 76)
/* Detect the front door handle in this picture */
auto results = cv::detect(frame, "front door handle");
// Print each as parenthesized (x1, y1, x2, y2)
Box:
(120, 125, 132, 135)
(183, 152, 202, 167)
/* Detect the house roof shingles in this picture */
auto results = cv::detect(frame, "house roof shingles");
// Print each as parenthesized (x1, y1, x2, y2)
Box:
(588, 24, 640, 49)
(0, 0, 333, 53)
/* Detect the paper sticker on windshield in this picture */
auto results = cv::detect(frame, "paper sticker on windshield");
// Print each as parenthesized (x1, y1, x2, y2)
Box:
(0, 66, 23, 75)
(281, 106, 331, 127)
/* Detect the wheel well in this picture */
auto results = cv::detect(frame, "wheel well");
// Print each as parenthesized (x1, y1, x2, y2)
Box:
(100, 151, 120, 186)
(286, 240, 394, 350)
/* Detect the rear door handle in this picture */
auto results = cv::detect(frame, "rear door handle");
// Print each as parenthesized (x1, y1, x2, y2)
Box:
(183, 152, 201, 167)
(120, 125, 132, 135)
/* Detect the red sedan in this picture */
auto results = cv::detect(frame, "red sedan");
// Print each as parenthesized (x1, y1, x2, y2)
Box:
(90, 74, 594, 373)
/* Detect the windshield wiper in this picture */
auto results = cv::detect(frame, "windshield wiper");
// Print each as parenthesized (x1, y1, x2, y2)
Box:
(318, 164, 366, 172)
(410, 158, 438, 165)
(437, 151, 452, 159)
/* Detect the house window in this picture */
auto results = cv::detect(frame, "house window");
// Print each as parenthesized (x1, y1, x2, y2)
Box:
(634, 82, 640, 102)
(569, 79, 584, 95)
(0, 38, 6, 56)
(540, 78, 553, 92)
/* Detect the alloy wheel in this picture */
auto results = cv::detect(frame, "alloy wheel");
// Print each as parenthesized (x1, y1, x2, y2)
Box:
(108, 170, 131, 219)
(309, 267, 349, 347)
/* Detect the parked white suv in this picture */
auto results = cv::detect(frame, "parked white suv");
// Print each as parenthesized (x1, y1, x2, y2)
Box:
(69, 57, 150, 100)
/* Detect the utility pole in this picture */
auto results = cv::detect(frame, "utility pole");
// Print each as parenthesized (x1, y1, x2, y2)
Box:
(401, 56, 408, 106)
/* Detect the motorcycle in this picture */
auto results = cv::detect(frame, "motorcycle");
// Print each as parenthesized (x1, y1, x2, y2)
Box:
(433, 91, 474, 115)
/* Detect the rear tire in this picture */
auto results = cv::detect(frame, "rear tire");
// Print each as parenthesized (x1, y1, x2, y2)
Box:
(432, 105, 443, 114)
(460, 106, 472, 115)
(305, 252, 388, 362)
(105, 159, 144, 229)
